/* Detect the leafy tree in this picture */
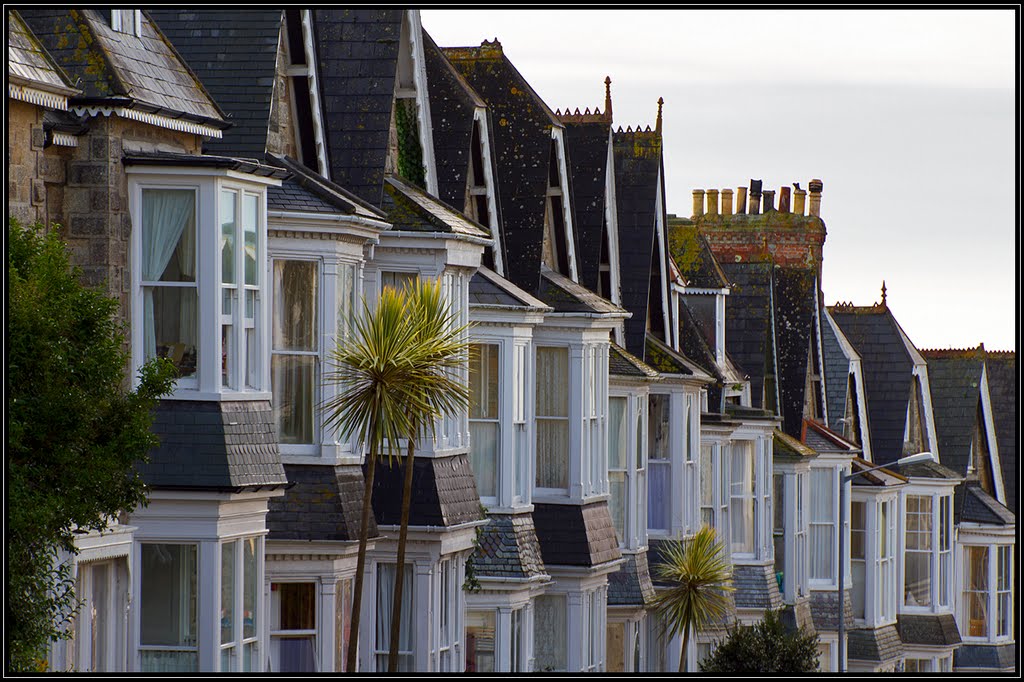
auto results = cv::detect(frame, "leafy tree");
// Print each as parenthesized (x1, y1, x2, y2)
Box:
(651, 525, 734, 672)
(7, 220, 175, 672)
(699, 608, 820, 673)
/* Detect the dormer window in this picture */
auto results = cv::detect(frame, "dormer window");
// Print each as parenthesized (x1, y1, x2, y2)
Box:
(541, 132, 577, 281)
(903, 376, 927, 455)
(283, 10, 328, 176)
(111, 10, 142, 37)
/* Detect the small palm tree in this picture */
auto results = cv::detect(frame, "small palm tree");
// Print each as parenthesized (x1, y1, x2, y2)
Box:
(323, 285, 434, 672)
(386, 279, 470, 672)
(651, 525, 735, 672)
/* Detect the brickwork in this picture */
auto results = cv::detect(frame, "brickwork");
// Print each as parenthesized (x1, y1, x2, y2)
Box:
(695, 212, 826, 273)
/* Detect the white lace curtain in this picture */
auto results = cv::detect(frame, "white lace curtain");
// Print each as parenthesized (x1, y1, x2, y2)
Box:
(375, 564, 413, 671)
(141, 189, 195, 360)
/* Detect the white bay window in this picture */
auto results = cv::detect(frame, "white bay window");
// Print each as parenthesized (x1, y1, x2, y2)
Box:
(272, 260, 318, 445)
(730, 442, 756, 556)
(903, 492, 953, 609)
(608, 392, 647, 548)
(647, 394, 671, 533)
(810, 467, 836, 581)
(962, 543, 1015, 641)
(469, 344, 500, 501)
(536, 347, 569, 491)
(218, 537, 260, 672)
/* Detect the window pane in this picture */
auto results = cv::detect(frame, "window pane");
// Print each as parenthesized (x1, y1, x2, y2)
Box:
(905, 552, 932, 607)
(272, 354, 316, 444)
(536, 348, 568, 417)
(466, 611, 496, 673)
(142, 188, 196, 283)
(273, 260, 318, 352)
(536, 349, 568, 489)
(375, 564, 414, 672)
(469, 345, 499, 419)
(220, 190, 236, 284)
(469, 421, 498, 497)
(221, 542, 236, 645)
(535, 594, 567, 672)
(609, 471, 626, 541)
(648, 462, 670, 531)
(243, 194, 258, 286)
(337, 263, 357, 341)
(243, 538, 257, 639)
(648, 394, 670, 461)
(607, 622, 625, 673)
(278, 583, 316, 630)
(608, 397, 628, 470)
(141, 544, 198, 647)
(731, 444, 755, 554)
(146, 286, 198, 377)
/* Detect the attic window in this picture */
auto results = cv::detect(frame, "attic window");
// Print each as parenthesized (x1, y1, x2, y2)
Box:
(903, 376, 927, 456)
(465, 120, 494, 269)
(111, 10, 142, 37)
(542, 139, 570, 276)
(843, 375, 861, 446)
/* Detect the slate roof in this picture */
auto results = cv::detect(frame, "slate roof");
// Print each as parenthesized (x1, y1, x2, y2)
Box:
(821, 308, 857, 434)
(471, 513, 548, 580)
(536, 267, 626, 316)
(719, 261, 776, 412)
(848, 456, 907, 488)
(666, 217, 729, 290)
(731, 562, 784, 611)
(645, 333, 713, 382)
(20, 9, 226, 127)
(8, 10, 79, 96)
(984, 352, 1017, 514)
(267, 464, 376, 542)
(896, 613, 961, 647)
(676, 298, 728, 407)
(607, 551, 656, 606)
(772, 266, 818, 438)
(149, 9, 282, 157)
(774, 428, 818, 463)
(469, 266, 550, 311)
(886, 457, 962, 481)
(563, 118, 611, 294)
(609, 342, 660, 380)
(533, 501, 621, 568)
(955, 642, 1017, 671)
(371, 453, 485, 528)
(122, 151, 288, 179)
(442, 40, 561, 295)
(612, 127, 663, 358)
(810, 589, 855, 631)
(266, 154, 387, 220)
(921, 349, 986, 478)
(142, 400, 288, 490)
(381, 174, 489, 238)
(801, 419, 859, 455)
(847, 625, 904, 664)
(828, 304, 916, 466)
(313, 9, 404, 208)
(955, 482, 1016, 526)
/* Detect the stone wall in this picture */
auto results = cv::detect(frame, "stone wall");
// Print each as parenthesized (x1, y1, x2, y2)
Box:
(7, 99, 74, 230)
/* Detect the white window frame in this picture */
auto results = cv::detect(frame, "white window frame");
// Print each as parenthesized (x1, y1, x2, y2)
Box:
(137, 542, 200, 673)
(646, 392, 673, 535)
(535, 345, 571, 496)
(902, 492, 953, 611)
(217, 536, 261, 672)
(729, 440, 758, 558)
(111, 9, 142, 37)
(469, 342, 501, 504)
(809, 465, 837, 585)
(268, 581, 320, 673)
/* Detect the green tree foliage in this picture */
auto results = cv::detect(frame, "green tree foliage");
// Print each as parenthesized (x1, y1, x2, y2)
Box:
(651, 525, 735, 671)
(7, 220, 175, 672)
(394, 98, 426, 188)
(699, 608, 821, 673)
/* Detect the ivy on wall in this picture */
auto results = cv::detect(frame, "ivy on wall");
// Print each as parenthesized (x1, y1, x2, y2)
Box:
(395, 98, 426, 189)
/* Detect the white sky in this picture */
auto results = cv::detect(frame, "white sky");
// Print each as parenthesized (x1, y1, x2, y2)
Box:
(422, 9, 1018, 351)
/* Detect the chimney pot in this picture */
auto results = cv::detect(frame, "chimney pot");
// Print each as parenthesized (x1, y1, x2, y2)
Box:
(808, 178, 823, 216)
(779, 186, 791, 213)
(748, 179, 762, 215)
(736, 187, 748, 214)
(692, 189, 705, 218)
(721, 188, 734, 216)
(762, 189, 776, 212)
(706, 189, 719, 216)
(794, 187, 807, 215)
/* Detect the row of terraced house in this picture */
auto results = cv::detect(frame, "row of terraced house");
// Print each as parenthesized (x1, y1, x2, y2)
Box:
(8, 8, 1016, 674)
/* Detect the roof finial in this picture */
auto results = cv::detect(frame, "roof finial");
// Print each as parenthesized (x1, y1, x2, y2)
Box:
(604, 76, 612, 118)
(655, 97, 664, 135)
(881, 280, 887, 307)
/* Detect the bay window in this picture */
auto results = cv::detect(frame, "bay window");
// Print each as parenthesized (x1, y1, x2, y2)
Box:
(938, 496, 951, 607)
(963, 543, 1015, 641)
(965, 546, 988, 637)
(219, 190, 262, 390)
(997, 545, 1013, 637)
(272, 260, 318, 444)
(608, 393, 647, 548)
(375, 564, 414, 671)
(585, 347, 607, 497)
(469, 344, 500, 500)
(795, 473, 808, 592)
(512, 343, 529, 504)
(809, 468, 835, 581)
(904, 495, 932, 606)
(536, 347, 569, 491)
(219, 537, 260, 671)
(139, 544, 198, 672)
(534, 594, 567, 672)
(466, 610, 496, 672)
(647, 394, 671, 533)
(270, 583, 317, 672)
(730, 442, 756, 555)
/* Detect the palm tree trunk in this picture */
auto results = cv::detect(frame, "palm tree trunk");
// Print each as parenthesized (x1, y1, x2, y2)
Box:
(678, 625, 691, 673)
(346, 442, 377, 673)
(388, 425, 417, 672)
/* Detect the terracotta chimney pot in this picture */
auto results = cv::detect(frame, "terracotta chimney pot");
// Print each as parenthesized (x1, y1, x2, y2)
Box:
(779, 186, 791, 213)
(721, 188, 734, 216)
(706, 189, 719, 216)
(692, 189, 705, 218)
(762, 189, 776, 212)
(736, 187, 748, 215)
(794, 187, 807, 215)
(808, 178, 823, 216)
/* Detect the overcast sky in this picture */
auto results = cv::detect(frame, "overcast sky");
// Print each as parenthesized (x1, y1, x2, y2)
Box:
(422, 9, 1017, 352)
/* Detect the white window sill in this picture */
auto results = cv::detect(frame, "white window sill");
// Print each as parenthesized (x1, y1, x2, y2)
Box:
(161, 390, 273, 402)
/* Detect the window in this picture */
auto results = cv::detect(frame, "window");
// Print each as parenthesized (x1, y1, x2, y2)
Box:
(905, 495, 932, 606)
(700, 444, 715, 528)
(469, 344, 500, 499)
(877, 498, 895, 622)
(809, 468, 835, 580)
(220, 190, 262, 391)
(965, 546, 989, 637)
(534, 594, 567, 672)
(465, 610, 495, 672)
(141, 188, 198, 383)
(139, 544, 198, 672)
(647, 394, 671, 532)
(438, 559, 453, 671)
(375, 564, 413, 672)
(536, 347, 569, 490)
(70, 559, 128, 672)
(219, 537, 259, 671)
(773, 474, 786, 578)
(271, 583, 317, 672)
(111, 9, 141, 36)
(512, 343, 529, 503)
(938, 495, 952, 606)
(850, 501, 866, 619)
(795, 473, 808, 595)
(381, 270, 418, 292)
(608, 396, 629, 542)
(997, 545, 1013, 637)
(272, 260, 318, 444)
(585, 347, 606, 496)
(510, 608, 523, 673)
(730, 442, 756, 555)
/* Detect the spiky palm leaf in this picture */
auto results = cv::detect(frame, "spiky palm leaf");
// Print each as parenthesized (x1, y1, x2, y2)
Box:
(652, 525, 735, 672)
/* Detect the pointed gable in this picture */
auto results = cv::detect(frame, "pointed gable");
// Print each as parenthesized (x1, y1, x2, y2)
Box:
(984, 351, 1017, 514)
(773, 267, 819, 438)
(561, 108, 612, 295)
(719, 261, 777, 412)
(149, 9, 284, 157)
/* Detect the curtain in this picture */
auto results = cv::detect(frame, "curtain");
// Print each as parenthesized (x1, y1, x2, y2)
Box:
(376, 564, 413, 671)
(141, 189, 194, 361)
(647, 462, 669, 531)
(469, 422, 498, 497)
(279, 638, 316, 672)
(608, 397, 627, 470)
(534, 595, 566, 672)
(176, 208, 197, 349)
(536, 348, 568, 488)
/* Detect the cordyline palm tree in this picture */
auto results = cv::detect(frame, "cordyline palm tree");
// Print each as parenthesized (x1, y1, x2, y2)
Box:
(651, 525, 735, 672)
(322, 279, 469, 673)
(385, 279, 470, 672)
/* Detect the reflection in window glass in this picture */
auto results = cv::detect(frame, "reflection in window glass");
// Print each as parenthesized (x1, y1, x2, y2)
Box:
(536, 347, 569, 489)
(905, 495, 933, 606)
(272, 260, 318, 445)
(469, 344, 500, 497)
(466, 610, 496, 673)
(271, 583, 317, 672)
(140, 544, 198, 672)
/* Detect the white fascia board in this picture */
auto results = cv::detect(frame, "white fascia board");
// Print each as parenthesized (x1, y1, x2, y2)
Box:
(267, 210, 389, 241)
(813, 276, 830, 427)
(912, 363, 941, 462)
(551, 126, 579, 282)
(124, 165, 283, 187)
(474, 106, 505, 275)
(677, 284, 730, 296)
(469, 306, 548, 327)
(654, 166, 672, 344)
(71, 105, 224, 138)
(8, 81, 71, 109)
(407, 10, 438, 197)
(604, 129, 622, 309)
(301, 10, 330, 179)
(978, 364, 1007, 504)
